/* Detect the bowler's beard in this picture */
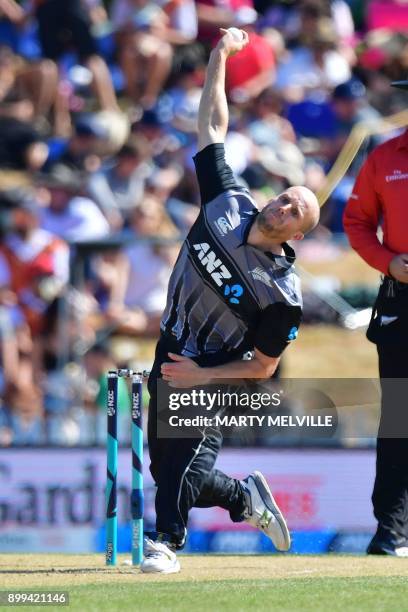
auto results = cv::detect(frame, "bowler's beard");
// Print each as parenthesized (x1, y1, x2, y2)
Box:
(257, 207, 275, 235)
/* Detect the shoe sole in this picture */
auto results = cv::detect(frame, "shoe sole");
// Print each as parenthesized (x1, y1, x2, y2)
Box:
(367, 548, 394, 556)
(141, 561, 181, 574)
(252, 470, 291, 552)
(367, 545, 408, 557)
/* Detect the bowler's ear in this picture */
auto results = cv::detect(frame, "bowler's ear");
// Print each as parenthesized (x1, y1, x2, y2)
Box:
(292, 232, 304, 241)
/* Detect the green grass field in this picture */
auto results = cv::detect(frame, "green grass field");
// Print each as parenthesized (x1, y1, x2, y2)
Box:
(1, 554, 408, 612)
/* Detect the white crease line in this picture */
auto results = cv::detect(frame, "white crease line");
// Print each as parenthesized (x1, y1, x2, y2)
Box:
(285, 569, 321, 575)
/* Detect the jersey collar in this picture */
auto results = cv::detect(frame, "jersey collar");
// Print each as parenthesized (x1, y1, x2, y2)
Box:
(265, 242, 296, 270)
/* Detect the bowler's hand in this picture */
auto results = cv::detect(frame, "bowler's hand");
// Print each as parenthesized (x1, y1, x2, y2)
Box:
(161, 353, 211, 388)
(389, 254, 408, 283)
(217, 28, 249, 57)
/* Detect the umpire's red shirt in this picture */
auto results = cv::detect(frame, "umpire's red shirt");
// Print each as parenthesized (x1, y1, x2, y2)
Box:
(343, 129, 408, 275)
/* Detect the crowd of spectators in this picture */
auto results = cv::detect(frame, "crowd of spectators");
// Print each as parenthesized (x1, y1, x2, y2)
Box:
(0, 0, 407, 446)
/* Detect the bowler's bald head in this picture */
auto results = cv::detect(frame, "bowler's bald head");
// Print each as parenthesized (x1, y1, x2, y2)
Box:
(288, 186, 320, 235)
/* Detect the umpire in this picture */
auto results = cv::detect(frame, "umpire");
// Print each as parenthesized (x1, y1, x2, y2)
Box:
(141, 28, 320, 574)
(344, 78, 408, 556)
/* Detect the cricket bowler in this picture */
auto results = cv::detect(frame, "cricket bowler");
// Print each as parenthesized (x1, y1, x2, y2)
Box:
(142, 28, 320, 573)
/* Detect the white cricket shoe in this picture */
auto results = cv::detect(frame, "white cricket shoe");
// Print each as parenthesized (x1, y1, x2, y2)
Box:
(140, 538, 181, 574)
(241, 471, 291, 551)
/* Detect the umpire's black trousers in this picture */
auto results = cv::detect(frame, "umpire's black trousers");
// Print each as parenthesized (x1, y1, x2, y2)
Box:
(368, 278, 408, 538)
(147, 335, 246, 547)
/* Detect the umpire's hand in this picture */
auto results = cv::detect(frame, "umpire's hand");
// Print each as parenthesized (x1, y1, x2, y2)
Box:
(389, 254, 408, 283)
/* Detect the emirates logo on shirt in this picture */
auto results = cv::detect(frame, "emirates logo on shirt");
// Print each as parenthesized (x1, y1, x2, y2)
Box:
(385, 169, 408, 182)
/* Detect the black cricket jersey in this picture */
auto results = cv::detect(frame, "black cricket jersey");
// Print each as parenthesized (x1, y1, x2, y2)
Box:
(160, 143, 302, 366)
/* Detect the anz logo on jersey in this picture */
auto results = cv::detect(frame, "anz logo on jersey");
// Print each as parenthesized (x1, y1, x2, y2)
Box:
(193, 242, 244, 304)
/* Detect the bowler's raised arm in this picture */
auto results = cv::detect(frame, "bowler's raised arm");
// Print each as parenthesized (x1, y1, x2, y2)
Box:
(197, 28, 249, 152)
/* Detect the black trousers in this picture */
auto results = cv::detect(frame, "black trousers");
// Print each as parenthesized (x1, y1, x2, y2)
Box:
(368, 279, 408, 538)
(147, 336, 246, 547)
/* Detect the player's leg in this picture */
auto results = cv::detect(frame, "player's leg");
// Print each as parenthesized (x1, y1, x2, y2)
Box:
(142, 339, 179, 572)
(154, 430, 223, 541)
(368, 342, 408, 556)
(194, 397, 290, 551)
(144, 412, 223, 572)
(144, 339, 224, 572)
(196, 467, 291, 551)
(194, 466, 245, 519)
(149, 379, 289, 554)
(144, 337, 290, 573)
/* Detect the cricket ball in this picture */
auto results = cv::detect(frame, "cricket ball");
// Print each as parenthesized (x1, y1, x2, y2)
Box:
(227, 27, 245, 41)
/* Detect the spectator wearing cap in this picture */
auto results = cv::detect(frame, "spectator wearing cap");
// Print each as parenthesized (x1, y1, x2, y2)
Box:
(286, 76, 380, 167)
(48, 114, 109, 173)
(331, 77, 380, 143)
(327, 77, 382, 230)
(131, 109, 188, 192)
(131, 108, 171, 158)
(39, 165, 110, 242)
